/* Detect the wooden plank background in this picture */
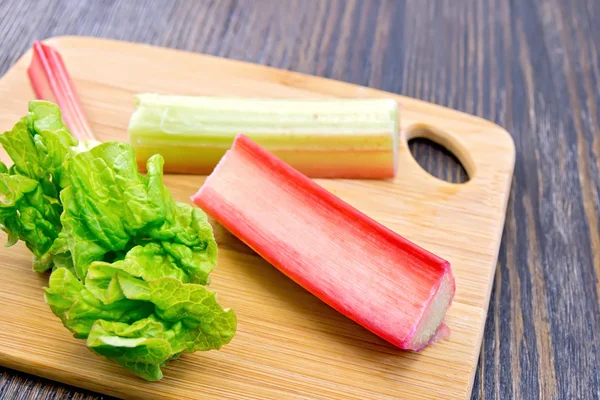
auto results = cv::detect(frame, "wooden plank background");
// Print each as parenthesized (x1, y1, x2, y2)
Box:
(0, 1, 598, 399)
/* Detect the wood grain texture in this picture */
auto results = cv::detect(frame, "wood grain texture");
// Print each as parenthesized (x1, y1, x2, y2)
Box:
(0, 1, 597, 400)
(0, 36, 514, 400)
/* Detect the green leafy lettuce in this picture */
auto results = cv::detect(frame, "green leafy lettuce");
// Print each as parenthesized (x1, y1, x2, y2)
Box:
(0, 101, 235, 380)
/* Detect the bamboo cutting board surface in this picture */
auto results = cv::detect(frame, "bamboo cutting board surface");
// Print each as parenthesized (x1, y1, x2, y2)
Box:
(0, 37, 515, 400)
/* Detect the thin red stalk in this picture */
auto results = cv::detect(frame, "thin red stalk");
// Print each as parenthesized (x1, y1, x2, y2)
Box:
(192, 135, 455, 351)
(28, 41, 95, 141)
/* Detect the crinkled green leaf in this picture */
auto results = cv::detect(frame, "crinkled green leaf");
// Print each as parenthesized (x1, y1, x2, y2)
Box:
(0, 101, 75, 268)
(45, 268, 154, 338)
(86, 275, 236, 381)
(52, 143, 217, 282)
(0, 117, 42, 180)
(0, 102, 77, 195)
(0, 172, 61, 263)
(1, 101, 234, 381)
(87, 317, 175, 381)
(86, 243, 189, 304)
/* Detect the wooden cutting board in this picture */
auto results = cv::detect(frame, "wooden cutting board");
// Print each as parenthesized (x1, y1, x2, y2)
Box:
(0, 36, 515, 400)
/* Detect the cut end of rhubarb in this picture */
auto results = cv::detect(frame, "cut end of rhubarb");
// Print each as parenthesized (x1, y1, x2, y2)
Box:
(404, 267, 455, 351)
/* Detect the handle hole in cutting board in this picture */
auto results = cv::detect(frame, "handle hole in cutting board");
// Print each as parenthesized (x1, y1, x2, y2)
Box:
(405, 125, 470, 183)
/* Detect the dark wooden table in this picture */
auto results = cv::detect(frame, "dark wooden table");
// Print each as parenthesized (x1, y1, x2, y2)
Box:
(1, 0, 599, 399)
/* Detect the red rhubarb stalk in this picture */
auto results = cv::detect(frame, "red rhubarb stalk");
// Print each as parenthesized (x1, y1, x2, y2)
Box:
(28, 41, 95, 141)
(192, 135, 455, 350)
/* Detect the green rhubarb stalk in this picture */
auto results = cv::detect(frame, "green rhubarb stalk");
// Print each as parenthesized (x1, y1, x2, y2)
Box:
(128, 93, 399, 178)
